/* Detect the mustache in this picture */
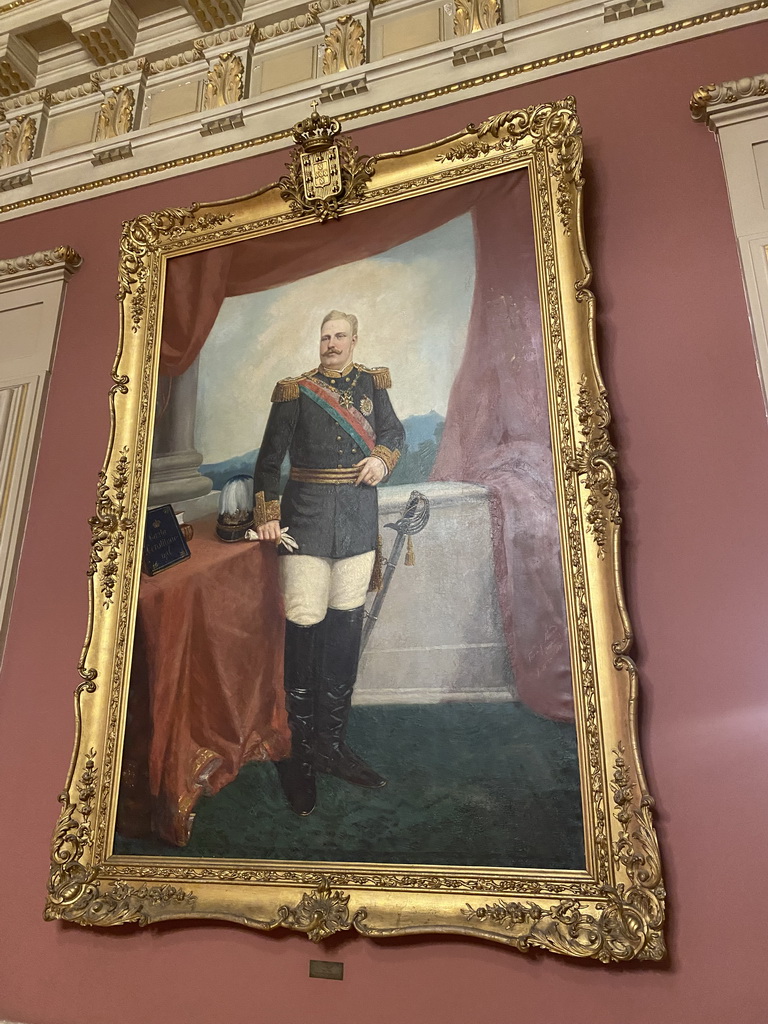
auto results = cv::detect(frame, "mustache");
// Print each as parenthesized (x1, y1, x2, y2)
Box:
(323, 348, 343, 355)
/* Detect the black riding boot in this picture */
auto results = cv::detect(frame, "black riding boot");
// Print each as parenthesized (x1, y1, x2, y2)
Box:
(275, 618, 321, 815)
(315, 606, 387, 789)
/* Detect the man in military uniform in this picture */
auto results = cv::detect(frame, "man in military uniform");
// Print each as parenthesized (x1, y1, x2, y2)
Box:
(254, 310, 405, 816)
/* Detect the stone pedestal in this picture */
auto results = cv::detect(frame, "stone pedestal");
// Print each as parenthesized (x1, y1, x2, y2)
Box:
(356, 481, 516, 705)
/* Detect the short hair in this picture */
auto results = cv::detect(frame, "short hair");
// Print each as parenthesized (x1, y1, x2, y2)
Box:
(321, 309, 358, 338)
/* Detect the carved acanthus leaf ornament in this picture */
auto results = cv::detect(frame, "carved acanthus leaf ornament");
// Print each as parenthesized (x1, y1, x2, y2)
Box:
(203, 52, 244, 109)
(95, 86, 135, 141)
(454, 0, 501, 35)
(274, 879, 358, 941)
(322, 15, 366, 75)
(0, 114, 36, 168)
(87, 446, 133, 608)
(438, 98, 583, 232)
(569, 376, 620, 554)
(46, 750, 196, 926)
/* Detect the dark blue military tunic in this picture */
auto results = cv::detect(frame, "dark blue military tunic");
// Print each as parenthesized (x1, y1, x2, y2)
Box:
(253, 364, 405, 559)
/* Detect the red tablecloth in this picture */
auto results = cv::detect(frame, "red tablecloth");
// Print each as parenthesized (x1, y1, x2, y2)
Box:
(118, 515, 290, 846)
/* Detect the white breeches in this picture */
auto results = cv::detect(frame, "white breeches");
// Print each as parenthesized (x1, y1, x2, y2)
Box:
(279, 551, 376, 626)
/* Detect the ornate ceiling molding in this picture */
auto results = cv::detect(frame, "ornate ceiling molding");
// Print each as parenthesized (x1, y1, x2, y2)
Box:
(0, 244, 82, 276)
(691, 73, 768, 123)
(0, 0, 765, 219)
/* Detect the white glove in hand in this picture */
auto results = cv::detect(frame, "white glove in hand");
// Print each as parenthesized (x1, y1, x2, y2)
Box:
(279, 528, 299, 551)
(244, 526, 298, 551)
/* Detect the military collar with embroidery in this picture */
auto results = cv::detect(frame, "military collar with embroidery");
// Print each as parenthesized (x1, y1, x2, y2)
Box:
(317, 362, 355, 379)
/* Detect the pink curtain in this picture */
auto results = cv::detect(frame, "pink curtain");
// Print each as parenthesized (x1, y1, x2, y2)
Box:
(430, 177, 573, 720)
(159, 173, 573, 720)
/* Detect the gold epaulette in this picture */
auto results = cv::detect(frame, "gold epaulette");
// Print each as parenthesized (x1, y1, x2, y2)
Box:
(271, 369, 315, 403)
(356, 364, 392, 389)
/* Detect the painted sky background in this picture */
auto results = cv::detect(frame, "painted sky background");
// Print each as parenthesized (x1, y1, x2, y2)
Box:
(195, 215, 477, 464)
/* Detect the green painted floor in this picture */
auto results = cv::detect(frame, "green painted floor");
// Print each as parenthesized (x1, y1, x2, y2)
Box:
(114, 702, 584, 870)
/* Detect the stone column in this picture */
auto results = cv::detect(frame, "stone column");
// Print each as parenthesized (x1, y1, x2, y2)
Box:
(149, 357, 212, 506)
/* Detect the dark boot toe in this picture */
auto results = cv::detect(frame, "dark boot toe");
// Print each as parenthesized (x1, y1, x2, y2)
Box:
(275, 760, 317, 815)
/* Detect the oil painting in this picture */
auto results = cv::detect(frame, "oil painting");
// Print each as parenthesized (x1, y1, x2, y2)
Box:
(116, 185, 583, 867)
(47, 100, 665, 960)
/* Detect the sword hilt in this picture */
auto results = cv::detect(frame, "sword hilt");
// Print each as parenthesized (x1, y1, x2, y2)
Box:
(382, 490, 430, 537)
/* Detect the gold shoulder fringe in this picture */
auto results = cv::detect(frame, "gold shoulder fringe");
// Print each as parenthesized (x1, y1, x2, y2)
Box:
(271, 369, 315, 402)
(356, 364, 392, 389)
(271, 379, 299, 402)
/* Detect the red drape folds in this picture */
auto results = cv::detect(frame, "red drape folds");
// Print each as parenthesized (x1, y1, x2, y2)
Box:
(159, 173, 573, 720)
(160, 181, 494, 376)
(129, 516, 290, 846)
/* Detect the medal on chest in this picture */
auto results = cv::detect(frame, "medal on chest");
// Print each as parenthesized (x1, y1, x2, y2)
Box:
(359, 395, 373, 417)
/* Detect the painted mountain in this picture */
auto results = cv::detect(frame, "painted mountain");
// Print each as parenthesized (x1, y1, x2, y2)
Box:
(199, 411, 445, 491)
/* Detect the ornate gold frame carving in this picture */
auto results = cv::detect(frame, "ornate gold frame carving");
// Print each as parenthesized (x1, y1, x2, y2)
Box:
(46, 96, 665, 960)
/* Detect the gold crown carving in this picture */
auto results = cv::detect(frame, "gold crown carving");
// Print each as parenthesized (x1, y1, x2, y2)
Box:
(292, 102, 342, 152)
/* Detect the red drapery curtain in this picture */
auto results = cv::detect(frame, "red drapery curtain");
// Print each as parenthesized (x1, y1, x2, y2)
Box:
(159, 173, 573, 720)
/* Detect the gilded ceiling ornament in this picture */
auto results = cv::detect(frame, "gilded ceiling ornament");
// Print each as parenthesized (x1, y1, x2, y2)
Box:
(77, 26, 130, 66)
(95, 85, 135, 141)
(454, 0, 501, 35)
(0, 58, 31, 98)
(195, 22, 255, 49)
(322, 15, 366, 75)
(0, 114, 36, 168)
(278, 102, 376, 221)
(186, 0, 246, 33)
(50, 81, 98, 105)
(203, 52, 244, 110)
(310, 0, 359, 13)
(257, 12, 317, 40)
(2, 87, 50, 110)
(149, 44, 205, 75)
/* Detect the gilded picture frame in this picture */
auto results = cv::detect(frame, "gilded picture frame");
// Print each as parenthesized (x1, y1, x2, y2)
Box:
(46, 96, 665, 962)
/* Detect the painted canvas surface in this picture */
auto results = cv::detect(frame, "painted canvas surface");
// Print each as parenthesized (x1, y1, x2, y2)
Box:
(115, 170, 584, 869)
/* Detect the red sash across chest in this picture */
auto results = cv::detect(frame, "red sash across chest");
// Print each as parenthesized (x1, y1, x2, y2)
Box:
(299, 377, 376, 456)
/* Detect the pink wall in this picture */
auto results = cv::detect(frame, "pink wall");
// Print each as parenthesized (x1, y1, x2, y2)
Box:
(2, 22, 768, 1024)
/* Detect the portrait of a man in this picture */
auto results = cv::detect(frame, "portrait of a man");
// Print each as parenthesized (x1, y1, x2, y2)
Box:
(253, 310, 404, 814)
(116, 172, 585, 870)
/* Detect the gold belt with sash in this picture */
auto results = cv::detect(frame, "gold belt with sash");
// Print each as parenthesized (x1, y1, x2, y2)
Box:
(289, 467, 359, 484)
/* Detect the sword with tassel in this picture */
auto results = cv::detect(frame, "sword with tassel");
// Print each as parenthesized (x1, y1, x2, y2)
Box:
(361, 489, 430, 651)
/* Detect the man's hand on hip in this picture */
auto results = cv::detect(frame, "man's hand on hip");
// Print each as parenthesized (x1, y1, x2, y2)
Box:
(355, 456, 387, 487)
(256, 520, 282, 543)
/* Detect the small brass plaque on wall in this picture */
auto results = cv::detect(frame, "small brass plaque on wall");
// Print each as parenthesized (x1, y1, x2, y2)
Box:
(309, 961, 344, 981)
